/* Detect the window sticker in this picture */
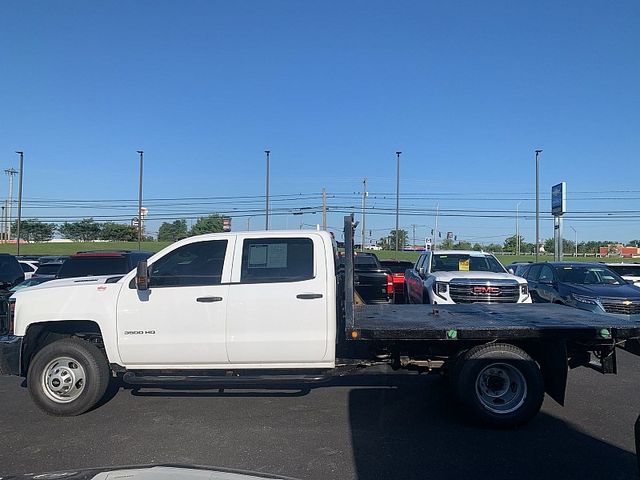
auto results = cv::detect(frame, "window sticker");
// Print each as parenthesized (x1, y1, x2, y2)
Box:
(459, 259, 470, 271)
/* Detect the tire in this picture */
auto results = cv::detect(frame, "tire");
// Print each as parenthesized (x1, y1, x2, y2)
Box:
(27, 337, 110, 416)
(453, 343, 544, 428)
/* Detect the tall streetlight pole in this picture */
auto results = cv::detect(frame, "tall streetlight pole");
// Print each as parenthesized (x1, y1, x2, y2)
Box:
(395, 151, 401, 259)
(15, 151, 24, 255)
(570, 226, 577, 257)
(137, 151, 144, 250)
(516, 201, 522, 255)
(361, 178, 367, 251)
(5, 168, 18, 243)
(535, 149, 542, 261)
(265, 150, 270, 230)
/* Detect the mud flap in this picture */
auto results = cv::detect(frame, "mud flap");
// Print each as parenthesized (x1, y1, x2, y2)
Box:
(537, 340, 568, 406)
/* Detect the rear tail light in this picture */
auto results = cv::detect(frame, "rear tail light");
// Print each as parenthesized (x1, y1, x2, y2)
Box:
(386, 274, 394, 295)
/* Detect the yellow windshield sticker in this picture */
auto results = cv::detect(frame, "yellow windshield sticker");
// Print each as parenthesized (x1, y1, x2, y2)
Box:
(459, 259, 470, 271)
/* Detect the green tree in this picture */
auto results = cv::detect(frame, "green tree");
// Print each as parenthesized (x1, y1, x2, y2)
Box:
(387, 229, 408, 250)
(454, 240, 473, 250)
(100, 222, 138, 241)
(12, 219, 56, 242)
(503, 235, 525, 253)
(190, 214, 224, 236)
(158, 219, 188, 242)
(629, 240, 640, 247)
(58, 218, 102, 241)
(440, 238, 455, 249)
(472, 243, 484, 251)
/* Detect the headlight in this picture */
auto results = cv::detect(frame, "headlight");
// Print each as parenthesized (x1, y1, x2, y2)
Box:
(433, 282, 448, 294)
(7, 298, 16, 335)
(520, 284, 529, 296)
(571, 294, 598, 305)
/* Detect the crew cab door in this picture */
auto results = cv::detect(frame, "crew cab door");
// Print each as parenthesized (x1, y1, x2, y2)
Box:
(116, 238, 233, 366)
(406, 254, 427, 303)
(225, 235, 330, 364)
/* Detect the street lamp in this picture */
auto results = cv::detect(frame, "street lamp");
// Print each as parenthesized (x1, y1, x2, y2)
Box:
(15, 151, 24, 255)
(137, 151, 144, 250)
(570, 226, 577, 257)
(395, 151, 401, 259)
(535, 149, 542, 261)
(265, 150, 270, 230)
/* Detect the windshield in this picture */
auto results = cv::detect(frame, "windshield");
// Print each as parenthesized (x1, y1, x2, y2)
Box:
(431, 254, 506, 273)
(555, 266, 626, 285)
(57, 257, 129, 278)
(35, 264, 62, 275)
(607, 265, 640, 277)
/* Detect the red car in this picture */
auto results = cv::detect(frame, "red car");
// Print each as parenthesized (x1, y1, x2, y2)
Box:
(380, 260, 415, 303)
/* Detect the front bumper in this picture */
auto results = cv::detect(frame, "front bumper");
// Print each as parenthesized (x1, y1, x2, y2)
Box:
(0, 335, 22, 375)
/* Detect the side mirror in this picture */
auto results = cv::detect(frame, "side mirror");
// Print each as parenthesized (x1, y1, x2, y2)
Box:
(418, 266, 425, 277)
(136, 260, 149, 291)
(507, 268, 515, 274)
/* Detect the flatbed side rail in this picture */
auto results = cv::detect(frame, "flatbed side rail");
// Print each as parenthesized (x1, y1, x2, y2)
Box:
(344, 215, 355, 335)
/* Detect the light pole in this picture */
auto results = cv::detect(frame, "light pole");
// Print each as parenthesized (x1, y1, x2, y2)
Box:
(570, 226, 577, 257)
(265, 150, 270, 230)
(15, 151, 24, 255)
(137, 150, 144, 250)
(4, 168, 17, 242)
(361, 178, 367, 251)
(516, 201, 522, 255)
(535, 149, 542, 261)
(395, 151, 401, 259)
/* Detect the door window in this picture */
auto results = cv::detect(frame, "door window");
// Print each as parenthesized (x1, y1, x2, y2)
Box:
(241, 238, 313, 283)
(539, 266, 555, 283)
(526, 264, 542, 281)
(149, 240, 227, 287)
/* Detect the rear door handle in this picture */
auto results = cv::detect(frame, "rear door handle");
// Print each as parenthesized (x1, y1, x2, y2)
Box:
(296, 293, 323, 300)
(196, 296, 223, 303)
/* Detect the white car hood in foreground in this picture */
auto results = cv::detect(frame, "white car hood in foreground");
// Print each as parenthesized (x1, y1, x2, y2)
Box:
(430, 271, 526, 283)
(13, 275, 123, 294)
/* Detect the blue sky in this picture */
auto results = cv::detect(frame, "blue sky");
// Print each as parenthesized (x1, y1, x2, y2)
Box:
(1, 1, 639, 244)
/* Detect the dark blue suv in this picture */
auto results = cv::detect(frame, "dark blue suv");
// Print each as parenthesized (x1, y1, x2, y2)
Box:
(522, 262, 640, 315)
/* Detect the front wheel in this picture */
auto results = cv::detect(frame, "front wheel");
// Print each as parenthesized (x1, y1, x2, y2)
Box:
(27, 337, 110, 416)
(453, 343, 544, 428)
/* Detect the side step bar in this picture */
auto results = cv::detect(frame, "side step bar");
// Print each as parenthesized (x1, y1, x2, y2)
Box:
(122, 372, 333, 388)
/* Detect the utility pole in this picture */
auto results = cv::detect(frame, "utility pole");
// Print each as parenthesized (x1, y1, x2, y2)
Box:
(136, 151, 144, 250)
(265, 150, 270, 230)
(433, 203, 439, 251)
(571, 226, 577, 257)
(535, 149, 542, 261)
(412, 224, 416, 250)
(516, 201, 521, 255)
(395, 151, 401, 259)
(322, 188, 327, 230)
(246, 217, 251, 231)
(361, 178, 367, 251)
(4, 168, 17, 243)
(15, 151, 24, 255)
(1, 203, 5, 242)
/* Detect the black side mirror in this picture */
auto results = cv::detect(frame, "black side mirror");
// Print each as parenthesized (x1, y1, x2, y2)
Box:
(418, 266, 425, 277)
(136, 260, 149, 291)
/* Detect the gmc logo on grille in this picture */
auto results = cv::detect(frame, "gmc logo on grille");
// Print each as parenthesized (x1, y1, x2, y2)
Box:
(472, 286, 501, 295)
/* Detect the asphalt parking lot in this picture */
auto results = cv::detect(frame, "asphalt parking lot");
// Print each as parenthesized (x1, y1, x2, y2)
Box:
(2, 353, 640, 480)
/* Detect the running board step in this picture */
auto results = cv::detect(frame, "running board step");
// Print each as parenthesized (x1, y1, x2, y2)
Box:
(122, 372, 332, 388)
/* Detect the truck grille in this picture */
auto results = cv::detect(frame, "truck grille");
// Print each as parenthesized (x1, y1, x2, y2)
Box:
(449, 281, 520, 304)
(601, 299, 640, 315)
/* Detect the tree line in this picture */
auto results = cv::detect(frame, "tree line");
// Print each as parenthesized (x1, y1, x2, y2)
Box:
(9, 214, 225, 242)
(378, 230, 639, 254)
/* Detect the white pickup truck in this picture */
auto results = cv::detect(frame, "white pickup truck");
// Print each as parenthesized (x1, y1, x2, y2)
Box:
(1, 216, 640, 428)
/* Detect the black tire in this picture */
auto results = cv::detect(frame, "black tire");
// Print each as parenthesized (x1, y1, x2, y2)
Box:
(453, 343, 544, 428)
(27, 337, 110, 416)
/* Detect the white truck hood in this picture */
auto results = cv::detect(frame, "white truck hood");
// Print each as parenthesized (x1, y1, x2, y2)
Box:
(14, 275, 123, 294)
(431, 271, 526, 283)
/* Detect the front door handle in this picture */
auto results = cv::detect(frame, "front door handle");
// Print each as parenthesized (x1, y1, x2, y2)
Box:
(196, 296, 223, 303)
(296, 293, 323, 300)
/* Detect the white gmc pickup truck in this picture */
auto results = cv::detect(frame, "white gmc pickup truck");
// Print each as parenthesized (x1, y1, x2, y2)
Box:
(1, 216, 639, 428)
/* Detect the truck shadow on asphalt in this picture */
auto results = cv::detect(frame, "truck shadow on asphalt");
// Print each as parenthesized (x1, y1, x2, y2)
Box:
(346, 375, 638, 480)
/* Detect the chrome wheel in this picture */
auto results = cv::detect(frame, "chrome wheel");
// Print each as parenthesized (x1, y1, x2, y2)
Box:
(475, 362, 527, 414)
(41, 356, 86, 403)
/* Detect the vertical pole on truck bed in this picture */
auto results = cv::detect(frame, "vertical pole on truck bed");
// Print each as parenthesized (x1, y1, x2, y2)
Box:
(344, 215, 355, 332)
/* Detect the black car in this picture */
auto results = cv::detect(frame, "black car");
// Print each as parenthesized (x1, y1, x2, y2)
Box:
(0, 254, 26, 289)
(56, 250, 154, 279)
(505, 262, 532, 277)
(523, 262, 640, 315)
